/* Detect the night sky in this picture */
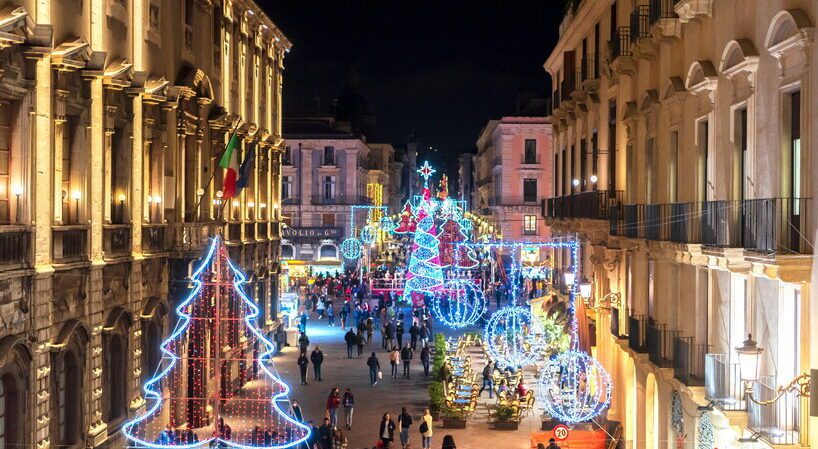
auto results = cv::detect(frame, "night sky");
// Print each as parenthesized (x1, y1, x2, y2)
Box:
(263, 1, 563, 154)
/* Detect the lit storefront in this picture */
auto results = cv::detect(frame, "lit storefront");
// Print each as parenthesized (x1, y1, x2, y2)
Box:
(281, 226, 344, 278)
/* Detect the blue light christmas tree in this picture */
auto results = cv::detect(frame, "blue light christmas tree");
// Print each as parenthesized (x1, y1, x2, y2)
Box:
(123, 236, 310, 449)
(401, 205, 444, 306)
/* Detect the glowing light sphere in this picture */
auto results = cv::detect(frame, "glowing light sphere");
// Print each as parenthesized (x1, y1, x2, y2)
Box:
(483, 306, 546, 368)
(340, 238, 363, 260)
(359, 225, 377, 244)
(431, 278, 486, 329)
(537, 350, 612, 424)
(459, 218, 473, 231)
(379, 216, 395, 232)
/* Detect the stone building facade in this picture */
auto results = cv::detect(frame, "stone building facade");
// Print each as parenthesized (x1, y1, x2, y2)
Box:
(0, 0, 289, 447)
(544, 0, 817, 447)
(474, 116, 553, 241)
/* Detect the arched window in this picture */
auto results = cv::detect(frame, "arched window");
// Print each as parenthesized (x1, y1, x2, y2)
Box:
(143, 319, 163, 385)
(57, 351, 81, 445)
(281, 244, 294, 259)
(106, 334, 126, 424)
(319, 244, 338, 259)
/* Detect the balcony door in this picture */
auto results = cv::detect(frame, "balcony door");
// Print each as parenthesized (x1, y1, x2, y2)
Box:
(785, 91, 801, 251)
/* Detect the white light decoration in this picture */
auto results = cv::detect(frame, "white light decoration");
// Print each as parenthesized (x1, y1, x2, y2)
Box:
(572, 179, 580, 187)
(431, 278, 486, 329)
(339, 238, 363, 260)
(359, 224, 377, 244)
(378, 215, 395, 233)
(590, 175, 598, 184)
(483, 306, 546, 368)
(537, 350, 612, 424)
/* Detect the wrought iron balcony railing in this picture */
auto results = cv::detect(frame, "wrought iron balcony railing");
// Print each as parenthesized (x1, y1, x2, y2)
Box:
(544, 190, 623, 220)
(672, 337, 707, 387)
(646, 322, 678, 368)
(53, 225, 88, 263)
(628, 315, 648, 353)
(0, 226, 31, 270)
(704, 353, 745, 411)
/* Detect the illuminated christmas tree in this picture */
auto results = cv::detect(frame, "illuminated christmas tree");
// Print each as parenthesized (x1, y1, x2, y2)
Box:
(437, 174, 449, 200)
(402, 204, 444, 306)
(393, 202, 417, 234)
(438, 218, 479, 269)
(124, 236, 311, 449)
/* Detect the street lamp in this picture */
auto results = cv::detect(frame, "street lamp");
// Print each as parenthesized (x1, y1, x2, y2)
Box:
(735, 334, 762, 385)
(572, 179, 580, 187)
(590, 175, 598, 184)
(118, 193, 127, 223)
(196, 188, 205, 220)
(579, 280, 592, 298)
(12, 184, 23, 224)
(563, 271, 576, 286)
(71, 190, 82, 224)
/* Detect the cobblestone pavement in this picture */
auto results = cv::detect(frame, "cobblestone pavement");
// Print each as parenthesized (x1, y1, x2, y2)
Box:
(271, 307, 544, 449)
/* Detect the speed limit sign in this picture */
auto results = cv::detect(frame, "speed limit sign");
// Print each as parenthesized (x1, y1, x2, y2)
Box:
(553, 424, 570, 440)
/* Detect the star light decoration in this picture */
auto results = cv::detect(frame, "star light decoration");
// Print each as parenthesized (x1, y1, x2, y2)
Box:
(417, 160, 436, 183)
(123, 236, 311, 449)
(431, 278, 486, 329)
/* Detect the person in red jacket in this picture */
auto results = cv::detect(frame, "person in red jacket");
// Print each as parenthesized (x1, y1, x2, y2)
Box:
(326, 387, 341, 428)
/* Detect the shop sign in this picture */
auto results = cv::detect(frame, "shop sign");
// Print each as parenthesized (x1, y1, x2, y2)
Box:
(282, 227, 342, 239)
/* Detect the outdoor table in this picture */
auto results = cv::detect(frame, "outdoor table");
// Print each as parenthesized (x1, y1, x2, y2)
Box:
(453, 398, 470, 405)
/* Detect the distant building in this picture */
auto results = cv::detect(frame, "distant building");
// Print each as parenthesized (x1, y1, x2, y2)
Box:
(281, 118, 399, 275)
(475, 116, 553, 240)
(458, 153, 475, 207)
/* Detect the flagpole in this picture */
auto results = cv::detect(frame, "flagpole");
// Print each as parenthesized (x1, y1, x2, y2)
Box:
(193, 119, 243, 221)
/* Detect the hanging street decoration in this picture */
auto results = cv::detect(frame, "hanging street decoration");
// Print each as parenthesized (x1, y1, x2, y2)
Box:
(537, 350, 612, 424)
(696, 410, 714, 449)
(438, 219, 479, 269)
(393, 202, 417, 234)
(378, 215, 395, 233)
(123, 236, 311, 449)
(340, 237, 364, 260)
(359, 224, 377, 245)
(437, 174, 449, 200)
(401, 204, 444, 306)
(417, 160, 436, 183)
(431, 278, 486, 329)
(671, 390, 685, 437)
(483, 305, 546, 368)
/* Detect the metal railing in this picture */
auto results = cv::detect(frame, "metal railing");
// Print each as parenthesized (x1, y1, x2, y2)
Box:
(623, 204, 645, 238)
(743, 197, 810, 254)
(0, 227, 31, 269)
(647, 323, 678, 367)
(630, 5, 651, 43)
(747, 375, 803, 445)
(103, 224, 131, 258)
(546, 190, 623, 220)
(610, 307, 622, 338)
(669, 202, 701, 243)
(673, 337, 707, 386)
(611, 27, 633, 59)
(142, 224, 168, 253)
(576, 55, 598, 89)
(628, 315, 648, 353)
(53, 226, 88, 263)
(704, 354, 745, 411)
(649, 0, 678, 22)
(701, 200, 741, 247)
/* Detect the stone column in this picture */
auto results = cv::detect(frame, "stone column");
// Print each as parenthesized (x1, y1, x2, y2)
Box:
(53, 89, 68, 224)
(89, 77, 105, 261)
(103, 101, 117, 224)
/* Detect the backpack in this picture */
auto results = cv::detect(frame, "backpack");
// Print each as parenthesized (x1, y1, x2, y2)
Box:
(419, 420, 428, 434)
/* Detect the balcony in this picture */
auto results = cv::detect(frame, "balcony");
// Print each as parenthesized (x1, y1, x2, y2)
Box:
(747, 375, 804, 445)
(646, 322, 678, 368)
(102, 224, 131, 259)
(169, 222, 219, 253)
(0, 226, 31, 271)
(627, 315, 648, 353)
(142, 223, 168, 254)
(704, 353, 745, 411)
(621, 204, 645, 238)
(544, 190, 623, 220)
(610, 307, 622, 338)
(53, 225, 88, 264)
(743, 198, 809, 254)
(701, 200, 741, 247)
(673, 337, 707, 386)
(257, 222, 268, 239)
(610, 27, 633, 59)
(244, 223, 256, 241)
(629, 5, 651, 43)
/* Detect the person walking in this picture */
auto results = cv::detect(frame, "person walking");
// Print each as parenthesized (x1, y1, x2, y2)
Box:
(290, 399, 304, 423)
(385, 321, 395, 350)
(400, 343, 414, 378)
(408, 323, 419, 350)
(419, 323, 429, 348)
(365, 317, 374, 345)
(299, 310, 308, 333)
(298, 332, 310, 353)
(318, 417, 333, 449)
(397, 407, 413, 449)
(310, 346, 324, 381)
(297, 351, 309, 385)
(396, 321, 405, 348)
(355, 330, 365, 357)
(367, 352, 381, 386)
(419, 408, 433, 449)
(478, 361, 494, 398)
(420, 346, 431, 377)
(379, 413, 396, 447)
(316, 297, 326, 319)
(327, 304, 335, 326)
(341, 388, 355, 430)
(441, 435, 456, 449)
(389, 346, 400, 379)
(326, 387, 341, 428)
(344, 329, 356, 358)
(339, 307, 348, 330)
(545, 438, 562, 449)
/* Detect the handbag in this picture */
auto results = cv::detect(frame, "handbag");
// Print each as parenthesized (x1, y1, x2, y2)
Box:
(377, 370, 383, 380)
(419, 421, 428, 434)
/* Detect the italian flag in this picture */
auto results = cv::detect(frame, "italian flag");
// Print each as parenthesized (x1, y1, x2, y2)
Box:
(219, 133, 240, 198)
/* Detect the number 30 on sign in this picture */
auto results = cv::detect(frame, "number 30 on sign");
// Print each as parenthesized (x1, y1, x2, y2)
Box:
(553, 424, 570, 441)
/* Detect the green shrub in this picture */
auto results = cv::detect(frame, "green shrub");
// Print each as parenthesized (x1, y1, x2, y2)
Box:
(495, 405, 516, 421)
(441, 405, 468, 420)
(428, 381, 445, 413)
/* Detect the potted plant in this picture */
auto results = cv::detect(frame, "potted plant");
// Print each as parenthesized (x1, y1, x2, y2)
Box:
(440, 406, 468, 429)
(493, 405, 520, 430)
(427, 381, 444, 419)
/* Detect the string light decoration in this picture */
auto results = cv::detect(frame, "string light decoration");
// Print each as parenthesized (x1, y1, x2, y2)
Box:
(483, 306, 546, 368)
(438, 219, 478, 269)
(340, 238, 363, 260)
(123, 236, 311, 449)
(537, 350, 612, 424)
(378, 215, 395, 233)
(534, 238, 613, 425)
(696, 410, 714, 449)
(401, 204, 444, 306)
(671, 390, 685, 437)
(359, 225, 377, 245)
(393, 202, 417, 234)
(431, 278, 486, 329)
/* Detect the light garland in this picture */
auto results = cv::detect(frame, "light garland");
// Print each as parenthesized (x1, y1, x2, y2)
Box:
(431, 278, 486, 329)
(340, 238, 363, 260)
(378, 215, 395, 233)
(123, 236, 311, 449)
(483, 306, 546, 368)
(537, 350, 612, 424)
(696, 410, 714, 449)
(671, 390, 685, 437)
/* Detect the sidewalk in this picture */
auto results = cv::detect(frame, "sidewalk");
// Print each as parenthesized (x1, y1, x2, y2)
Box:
(271, 308, 542, 449)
